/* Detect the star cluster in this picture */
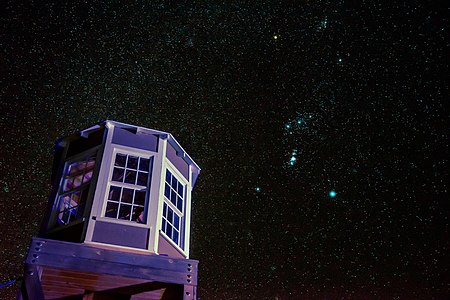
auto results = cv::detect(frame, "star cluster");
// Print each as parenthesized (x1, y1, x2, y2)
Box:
(1, 1, 449, 299)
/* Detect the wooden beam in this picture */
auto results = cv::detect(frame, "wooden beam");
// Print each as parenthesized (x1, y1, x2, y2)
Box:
(26, 236, 197, 286)
(22, 264, 45, 300)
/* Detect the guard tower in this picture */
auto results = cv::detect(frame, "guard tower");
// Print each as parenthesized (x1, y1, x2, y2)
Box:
(18, 121, 201, 300)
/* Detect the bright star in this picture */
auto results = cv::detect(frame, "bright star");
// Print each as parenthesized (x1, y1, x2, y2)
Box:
(273, 34, 279, 40)
(329, 190, 337, 198)
(255, 186, 261, 192)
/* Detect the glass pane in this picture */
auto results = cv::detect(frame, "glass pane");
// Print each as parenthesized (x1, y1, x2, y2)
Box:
(132, 206, 145, 223)
(177, 196, 183, 211)
(165, 170, 171, 183)
(137, 172, 148, 186)
(122, 188, 133, 203)
(177, 182, 183, 197)
(127, 156, 138, 169)
(58, 210, 69, 224)
(163, 202, 167, 216)
(58, 195, 70, 213)
(168, 208, 173, 224)
(162, 218, 166, 231)
(118, 204, 132, 220)
(166, 224, 173, 238)
(174, 214, 180, 229)
(112, 167, 124, 182)
(108, 186, 121, 201)
(71, 192, 81, 205)
(134, 190, 146, 206)
(171, 176, 178, 189)
(75, 203, 85, 220)
(139, 158, 150, 171)
(63, 178, 74, 192)
(68, 161, 85, 176)
(72, 174, 83, 189)
(115, 153, 126, 167)
(105, 202, 119, 218)
(85, 158, 96, 171)
(83, 170, 93, 183)
(125, 170, 137, 184)
(164, 184, 170, 199)
(173, 230, 179, 244)
(170, 190, 177, 206)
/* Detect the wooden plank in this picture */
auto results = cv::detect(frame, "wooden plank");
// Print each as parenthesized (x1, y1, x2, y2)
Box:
(30, 252, 194, 286)
(26, 237, 198, 286)
(43, 267, 151, 285)
(28, 237, 198, 274)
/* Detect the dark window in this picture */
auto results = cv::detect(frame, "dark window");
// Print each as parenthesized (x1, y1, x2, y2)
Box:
(161, 169, 185, 248)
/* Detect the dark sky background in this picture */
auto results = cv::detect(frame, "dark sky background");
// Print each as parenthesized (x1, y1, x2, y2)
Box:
(1, 1, 449, 299)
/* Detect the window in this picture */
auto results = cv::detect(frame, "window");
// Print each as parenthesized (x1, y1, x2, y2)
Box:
(104, 152, 152, 223)
(161, 169, 185, 248)
(56, 155, 96, 225)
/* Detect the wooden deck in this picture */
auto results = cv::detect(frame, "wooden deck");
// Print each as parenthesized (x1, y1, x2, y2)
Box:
(19, 237, 197, 300)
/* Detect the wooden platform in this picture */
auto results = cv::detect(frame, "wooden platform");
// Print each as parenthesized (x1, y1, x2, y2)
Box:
(18, 237, 198, 300)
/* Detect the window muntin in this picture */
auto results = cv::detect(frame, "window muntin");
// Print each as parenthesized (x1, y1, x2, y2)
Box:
(56, 156, 95, 225)
(105, 152, 151, 223)
(161, 169, 185, 248)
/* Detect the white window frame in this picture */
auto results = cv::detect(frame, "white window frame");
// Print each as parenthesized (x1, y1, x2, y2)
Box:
(99, 146, 154, 227)
(159, 160, 189, 253)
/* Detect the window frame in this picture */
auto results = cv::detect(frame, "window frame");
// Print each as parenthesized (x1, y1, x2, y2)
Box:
(50, 148, 99, 229)
(160, 161, 188, 252)
(100, 147, 153, 226)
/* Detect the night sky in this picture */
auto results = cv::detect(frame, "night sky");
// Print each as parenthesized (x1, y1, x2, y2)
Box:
(1, 1, 449, 299)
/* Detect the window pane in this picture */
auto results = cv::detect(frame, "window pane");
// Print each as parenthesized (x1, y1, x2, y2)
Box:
(83, 170, 93, 183)
(75, 203, 85, 220)
(72, 174, 83, 189)
(171, 176, 178, 188)
(63, 178, 74, 192)
(162, 218, 166, 231)
(163, 202, 167, 216)
(125, 170, 137, 184)
(115, 153, 126, 167)
(108, 186, 121, 201)
(176, 195, 182, 211)
(71, 192, 81, 205)
(173, 230, 179, 244)
(164, 184, 170, 199)
(174, 214, 180, 229)
(121, 188, 133, 203)
(58, 210, 69, 224)
(132, 206, 145, 223)
(170, 190, 177, 206)
(127, 156, 138, 169)
(112, 167, 124, 182)
(85, 158, 96, 171)
(137, 172, 148, 186)
(68, 161, 85, 176)
(139, 158, 150, 171)
(165, 170, 171, 183)
(166, 224, 173, 238)
(177, 182, 183, 197)
(105, 202, 119, 218)
(58, 195, 70, 212)
(118, 204, 132, 220)
(134, 190, 146, 206)
(167, 208, 173, 224)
